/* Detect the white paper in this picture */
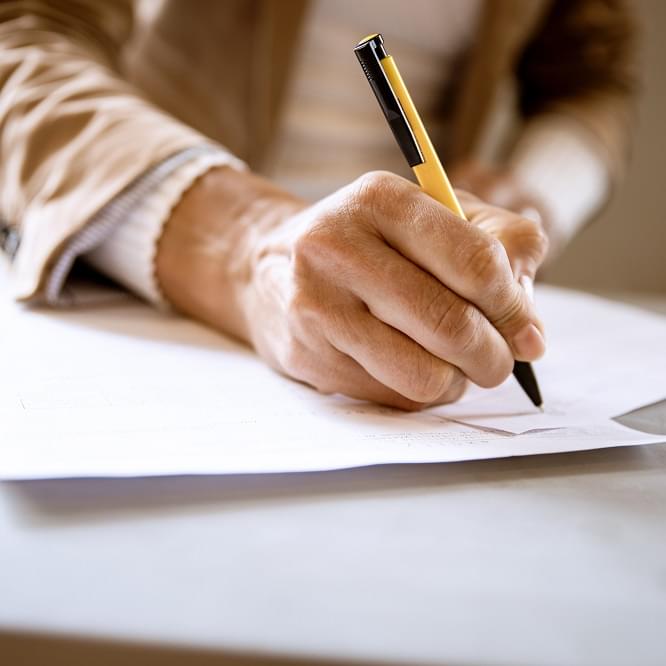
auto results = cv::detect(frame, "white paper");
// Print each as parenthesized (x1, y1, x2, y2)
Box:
(0, 282, 664, 479)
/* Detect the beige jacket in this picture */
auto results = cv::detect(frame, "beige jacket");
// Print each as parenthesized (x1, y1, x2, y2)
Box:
(0, 0, 635, 301)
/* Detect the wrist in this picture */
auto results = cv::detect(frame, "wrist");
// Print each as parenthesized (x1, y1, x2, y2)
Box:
(155, 165, 303, 342)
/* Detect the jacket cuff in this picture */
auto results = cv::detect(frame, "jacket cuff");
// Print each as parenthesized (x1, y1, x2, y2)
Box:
(82, 150, 245, 305)
(43, 146, 245, 305)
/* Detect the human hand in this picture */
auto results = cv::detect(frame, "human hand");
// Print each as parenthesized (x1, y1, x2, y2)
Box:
(157, 168, 548, 410)
(451, 159, 552, 285)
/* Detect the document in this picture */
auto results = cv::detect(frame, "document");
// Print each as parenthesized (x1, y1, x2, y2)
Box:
(0, 281, 664, 479)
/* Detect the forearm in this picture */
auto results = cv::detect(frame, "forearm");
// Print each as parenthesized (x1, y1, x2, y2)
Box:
(155, 165, 304, 343)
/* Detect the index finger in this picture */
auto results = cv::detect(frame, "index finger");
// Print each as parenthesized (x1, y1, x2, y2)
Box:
(356, 172, 545, 360)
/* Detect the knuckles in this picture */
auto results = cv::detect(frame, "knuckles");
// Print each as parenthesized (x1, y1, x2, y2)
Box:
(506, 216, 550, 264)
(520, 220, 550, 262)
(425, 294, 480, 357)
(350, 170, 406, 215)
(354, 169, 403, 197)
(291, 220, 335, 272)
(291, 214, 365, 280)
(419, 289, 514, 389)
(292, 170, 411, 275)
(284, 287, 324, 342)
(406, 361, 456, 404)
(464, 236, 511, 291)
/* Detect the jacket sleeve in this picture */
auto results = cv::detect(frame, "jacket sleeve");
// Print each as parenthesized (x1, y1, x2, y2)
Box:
(504, 0, 637, 257)
(514, 0, 637, 184)
(0, 0, 214, 301)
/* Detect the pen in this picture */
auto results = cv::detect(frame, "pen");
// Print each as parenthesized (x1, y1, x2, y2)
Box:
(354, 33, 543, 408)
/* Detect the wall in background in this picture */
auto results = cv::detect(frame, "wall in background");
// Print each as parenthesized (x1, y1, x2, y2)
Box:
(545, 0, 666, 294)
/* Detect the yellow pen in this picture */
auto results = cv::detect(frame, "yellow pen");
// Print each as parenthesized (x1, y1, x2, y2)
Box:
(354, 33, 542, 408)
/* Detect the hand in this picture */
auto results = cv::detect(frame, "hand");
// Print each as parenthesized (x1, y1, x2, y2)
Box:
(157, 168, 548, 410)
(450, 159, 552, 282)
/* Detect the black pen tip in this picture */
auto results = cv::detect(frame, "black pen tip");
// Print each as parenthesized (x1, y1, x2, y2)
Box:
(512, 361, 542, 408)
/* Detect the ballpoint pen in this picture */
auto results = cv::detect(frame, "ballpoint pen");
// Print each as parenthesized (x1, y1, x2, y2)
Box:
(354, 33, 542, 408)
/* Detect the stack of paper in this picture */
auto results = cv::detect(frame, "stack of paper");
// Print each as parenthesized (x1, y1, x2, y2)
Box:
(0, 282, 664, 479)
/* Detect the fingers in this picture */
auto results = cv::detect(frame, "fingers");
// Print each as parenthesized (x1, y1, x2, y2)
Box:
(287, 338, 466, 411)
(496, 215, 547, 281)
(352, 172, 545, 361)
(457, 190, 549, 282)
(324, 304, 468, 403)
(277, 170, 549, 408)
(336, 244, 514, 388)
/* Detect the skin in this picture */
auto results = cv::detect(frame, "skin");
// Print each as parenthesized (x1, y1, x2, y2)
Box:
(156, 165, 549, 410)
(450, 159, 553, 273)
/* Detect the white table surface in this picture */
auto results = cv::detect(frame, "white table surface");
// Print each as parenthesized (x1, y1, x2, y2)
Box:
(1, 291, 665, 666)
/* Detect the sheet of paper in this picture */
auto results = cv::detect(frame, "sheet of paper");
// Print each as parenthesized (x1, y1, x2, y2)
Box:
(0, 281, 664, 479)
(439, 287, 666, 434)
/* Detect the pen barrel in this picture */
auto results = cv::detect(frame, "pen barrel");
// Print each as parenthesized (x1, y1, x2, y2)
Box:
(411, 163, 466, 221)
(380, 56, 466, 220)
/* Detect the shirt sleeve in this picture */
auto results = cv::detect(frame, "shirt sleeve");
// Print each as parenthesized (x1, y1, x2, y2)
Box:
(44, 146, 246, 305)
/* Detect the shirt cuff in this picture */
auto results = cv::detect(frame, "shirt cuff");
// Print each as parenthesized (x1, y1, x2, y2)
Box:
(508, 115, 610, 257)
(84, 150, 245, 305)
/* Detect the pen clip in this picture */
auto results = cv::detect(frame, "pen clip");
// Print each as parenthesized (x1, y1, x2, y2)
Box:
(354, 34, 424, 167)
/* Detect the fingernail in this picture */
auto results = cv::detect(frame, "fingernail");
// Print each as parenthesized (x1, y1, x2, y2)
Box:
(512, 323, 545, 360)
(519, 275, 535, 304)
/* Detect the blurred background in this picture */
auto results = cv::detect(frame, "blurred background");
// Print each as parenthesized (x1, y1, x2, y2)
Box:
(545, 0, 666, 295)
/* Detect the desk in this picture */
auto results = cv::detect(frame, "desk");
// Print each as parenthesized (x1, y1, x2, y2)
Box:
(1, 292, 665, 666)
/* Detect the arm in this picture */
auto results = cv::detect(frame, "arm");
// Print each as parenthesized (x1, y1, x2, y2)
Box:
(515, 0, 635, 181)
(156, 167, 548, 410)
(453, 0, 636, 260)
(0, 0, 548, 408)
(0, 0, 219, 300)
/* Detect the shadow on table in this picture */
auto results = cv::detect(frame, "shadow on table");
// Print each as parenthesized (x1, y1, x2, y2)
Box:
(1, 629, 404, 666)
(615, 398, 666, 435)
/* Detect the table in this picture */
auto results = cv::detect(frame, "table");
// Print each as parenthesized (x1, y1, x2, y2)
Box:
(1, 292, 665, 666)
